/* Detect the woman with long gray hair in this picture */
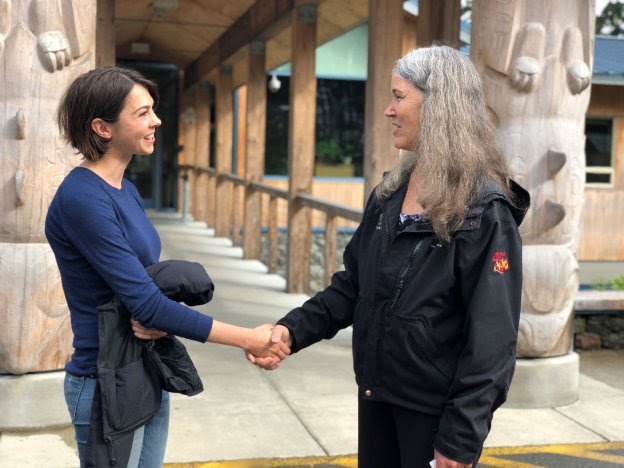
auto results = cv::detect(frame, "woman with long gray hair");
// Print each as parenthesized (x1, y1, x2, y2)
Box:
(250, 45, 530, 467)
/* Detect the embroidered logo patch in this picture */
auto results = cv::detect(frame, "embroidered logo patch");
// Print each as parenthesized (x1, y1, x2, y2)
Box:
(492, 251, 509, 274)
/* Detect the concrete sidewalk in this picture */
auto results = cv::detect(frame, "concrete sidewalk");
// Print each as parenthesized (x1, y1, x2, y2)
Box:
(1, 212, 623, 467)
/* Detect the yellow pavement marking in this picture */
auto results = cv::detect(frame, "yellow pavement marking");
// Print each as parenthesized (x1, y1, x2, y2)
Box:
(165, 455, 357, 468)
(164, 442, 624, 467)
(478, 455, 543, 468)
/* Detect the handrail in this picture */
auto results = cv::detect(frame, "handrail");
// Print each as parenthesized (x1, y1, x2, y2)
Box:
(219, 172, 246, 185)
(249, 181, 289, 199)
(297, 193, 363, 223)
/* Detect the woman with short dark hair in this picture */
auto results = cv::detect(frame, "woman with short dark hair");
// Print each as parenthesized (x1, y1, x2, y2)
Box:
(46, 67, 290, 467)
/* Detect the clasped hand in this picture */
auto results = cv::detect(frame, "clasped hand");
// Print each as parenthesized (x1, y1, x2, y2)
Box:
(245, 324, 291, 370)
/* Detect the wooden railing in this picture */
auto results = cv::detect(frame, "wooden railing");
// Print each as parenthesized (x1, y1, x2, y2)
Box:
(177, 164, 363, 291)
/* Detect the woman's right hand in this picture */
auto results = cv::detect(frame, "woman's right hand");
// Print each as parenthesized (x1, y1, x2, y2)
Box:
(245, 324, 291, 361)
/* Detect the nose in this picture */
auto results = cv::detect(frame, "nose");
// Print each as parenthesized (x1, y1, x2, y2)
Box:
(151, 111, 162, 127)
(384, 102, 395, 117)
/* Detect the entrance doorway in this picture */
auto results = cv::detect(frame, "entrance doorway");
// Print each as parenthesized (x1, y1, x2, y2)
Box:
(117, 60, 180, 210)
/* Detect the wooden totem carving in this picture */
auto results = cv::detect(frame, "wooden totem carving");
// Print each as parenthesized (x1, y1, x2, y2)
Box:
(0, 0, 95, 373)
(471, 0, 594, 357)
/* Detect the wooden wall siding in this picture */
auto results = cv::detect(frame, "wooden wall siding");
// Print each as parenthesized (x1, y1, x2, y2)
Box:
(260, 179, 363, 229)
(587, 84, 624, 117)
(614, 118, 624, 191)
(579, 189, 624, 260)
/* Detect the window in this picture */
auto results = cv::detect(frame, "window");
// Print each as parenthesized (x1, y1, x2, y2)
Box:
(265, 76, 365, 177)
(585, 118, 614, 187)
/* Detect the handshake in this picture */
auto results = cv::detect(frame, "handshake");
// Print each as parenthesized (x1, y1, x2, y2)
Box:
(244, 324, 292, 371)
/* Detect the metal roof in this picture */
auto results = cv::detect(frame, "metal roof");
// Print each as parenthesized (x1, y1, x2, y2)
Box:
(593, 35, 624, 85)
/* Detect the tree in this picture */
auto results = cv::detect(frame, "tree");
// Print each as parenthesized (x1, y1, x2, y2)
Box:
(596, 1, 624, 37)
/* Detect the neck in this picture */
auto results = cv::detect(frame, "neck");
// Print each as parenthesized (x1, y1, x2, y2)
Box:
(81, 152, 131, 189)
(402, 171, 424, 214)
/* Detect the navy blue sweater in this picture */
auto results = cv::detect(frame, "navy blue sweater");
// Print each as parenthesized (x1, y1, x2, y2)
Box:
(45, 167, 213, 377)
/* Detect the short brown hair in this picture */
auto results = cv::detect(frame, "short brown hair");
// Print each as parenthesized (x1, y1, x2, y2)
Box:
(57, 67, 159, 162)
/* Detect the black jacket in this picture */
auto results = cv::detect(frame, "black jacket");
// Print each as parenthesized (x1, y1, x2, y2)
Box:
(277, 179, 529, 464)
(87, 260, 213, 467)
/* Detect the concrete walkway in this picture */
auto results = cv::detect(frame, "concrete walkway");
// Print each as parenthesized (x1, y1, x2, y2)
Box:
(0, 211, 623, 467)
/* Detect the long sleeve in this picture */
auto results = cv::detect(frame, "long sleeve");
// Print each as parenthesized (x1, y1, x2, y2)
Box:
(433, 201, 523, 464)
(57, 184, 212, 343)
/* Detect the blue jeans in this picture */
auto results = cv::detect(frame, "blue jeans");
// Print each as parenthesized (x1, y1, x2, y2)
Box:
(64, 373, 170, 468)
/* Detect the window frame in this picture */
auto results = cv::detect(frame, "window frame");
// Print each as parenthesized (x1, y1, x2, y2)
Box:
(585, 116, 615, 189)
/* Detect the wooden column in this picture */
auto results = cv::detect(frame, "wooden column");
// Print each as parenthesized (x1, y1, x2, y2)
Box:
(96, 0, 115, 67)
(417, 0, 461, 48)
(287, 3, 317, 293)
(194, 81, 211, 223)
(363, 0, 403, 199)
(215, 65, 234, 237)
(181, 88, 197, 217)
(403, 11, 419, 55)
(177, 71, 186, 214)
(244, 41, 267, 260)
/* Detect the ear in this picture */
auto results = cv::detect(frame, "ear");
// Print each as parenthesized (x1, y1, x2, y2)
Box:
(91, 118, 112, 139)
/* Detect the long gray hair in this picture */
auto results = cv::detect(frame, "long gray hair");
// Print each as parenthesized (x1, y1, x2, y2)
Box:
(375, 46, 510, 242)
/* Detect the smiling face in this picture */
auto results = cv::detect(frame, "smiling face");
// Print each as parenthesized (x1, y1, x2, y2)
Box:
(384, 73, 424, 151)
(106, 84, 161, 158)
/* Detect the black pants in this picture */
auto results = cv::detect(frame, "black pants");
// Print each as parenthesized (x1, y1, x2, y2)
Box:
(358, 397, 438, 468)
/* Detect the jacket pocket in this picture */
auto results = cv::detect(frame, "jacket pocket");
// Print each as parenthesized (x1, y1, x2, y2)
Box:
(98, 358, 161, 435)
(397, 315, 455, 383)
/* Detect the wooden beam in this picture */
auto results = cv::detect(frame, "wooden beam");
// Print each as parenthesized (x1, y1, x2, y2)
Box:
(363, 0, 403, 199)
(184, 0, 294, 89)
(194, 81, 211, 223)
(95, 0, 115, 67)
(215, 66, 234, 237)
(287, 2, 317, 293)
(244, 41, 267, 260)
(417, 0, 461, 48)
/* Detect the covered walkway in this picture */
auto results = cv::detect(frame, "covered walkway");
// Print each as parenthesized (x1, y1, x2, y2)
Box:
(1, 213, 624, 466)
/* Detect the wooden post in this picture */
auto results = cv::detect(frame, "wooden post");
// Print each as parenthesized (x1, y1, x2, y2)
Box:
(269, 196, 279, 273)
(471, 0, 594, 358)
(244, 40, 267, 260)
(363, 0, 403, 199)
(194, 81, 211, 223)
(403, 11, 419, 55)
(96, 0, 115, 67)
(324, 214, 338, 287)
(215, 65, 234, 237)
(417, 0, 461, 48)
(0, 0, 96, 373)
(181, 88, 197, 217)
(287, 3, 317, 293)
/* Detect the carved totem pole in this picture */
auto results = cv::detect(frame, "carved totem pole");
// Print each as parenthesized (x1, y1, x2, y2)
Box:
(471, 0, 594, 358)
(0, 0, 95, 373)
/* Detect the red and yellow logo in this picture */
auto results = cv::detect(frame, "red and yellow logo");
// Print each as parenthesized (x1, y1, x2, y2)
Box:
(492, 251, 509, 274)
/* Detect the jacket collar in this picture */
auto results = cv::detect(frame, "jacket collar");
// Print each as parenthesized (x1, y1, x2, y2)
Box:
(379, 177, 530, 237)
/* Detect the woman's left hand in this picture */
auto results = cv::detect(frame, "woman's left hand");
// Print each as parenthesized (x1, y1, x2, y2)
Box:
(434, 450, 472, 468)
(131, 318, 167, 340)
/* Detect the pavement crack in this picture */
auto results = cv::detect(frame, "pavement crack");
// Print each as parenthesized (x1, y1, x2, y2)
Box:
(261, 372, 330, 456)
(553, 408, 609, 442)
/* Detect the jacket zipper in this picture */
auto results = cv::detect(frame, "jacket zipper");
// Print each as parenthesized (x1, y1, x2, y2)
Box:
(390, 239, 424, 308)
(103, 410, 158, 466)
